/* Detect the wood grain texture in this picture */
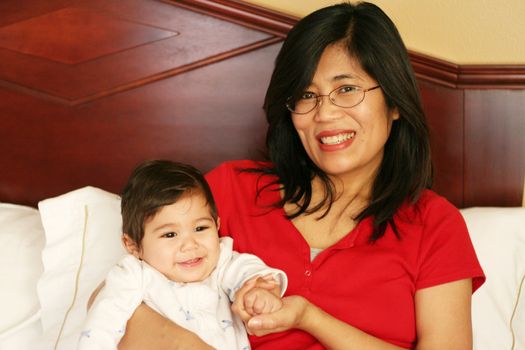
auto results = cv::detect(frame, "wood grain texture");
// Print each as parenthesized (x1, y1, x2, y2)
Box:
(0, 0, 523, 208)
(419, 81, 465, 207)
(463, 89, 525, 207)
(0, 7, 178, 64)
(0, 42, 280, 206)
(0, 0, 272, 104)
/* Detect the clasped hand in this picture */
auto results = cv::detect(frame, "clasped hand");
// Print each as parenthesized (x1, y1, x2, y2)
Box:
(232, 275, 310, 336)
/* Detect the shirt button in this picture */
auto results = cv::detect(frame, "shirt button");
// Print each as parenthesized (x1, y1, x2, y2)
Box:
(304, 270, 312, 277)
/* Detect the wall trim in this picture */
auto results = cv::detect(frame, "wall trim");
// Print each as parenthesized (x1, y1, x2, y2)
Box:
(410, 52, 525, 89)
(167, 0, 297, 37)
(170, 0, 525, 90)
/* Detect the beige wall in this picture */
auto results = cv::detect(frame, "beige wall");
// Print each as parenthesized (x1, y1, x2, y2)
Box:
(243, 0, 525, 65)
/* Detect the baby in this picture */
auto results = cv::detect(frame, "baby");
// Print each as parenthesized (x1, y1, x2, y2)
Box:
(79, 160, 287, 349)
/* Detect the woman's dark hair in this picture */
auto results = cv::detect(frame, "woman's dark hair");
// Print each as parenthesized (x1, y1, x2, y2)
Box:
(259, 1, 432, 241)
(121, 160, 218, 247)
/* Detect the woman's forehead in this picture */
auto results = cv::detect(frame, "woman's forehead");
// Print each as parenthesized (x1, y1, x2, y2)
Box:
(310, 44, 370, 85)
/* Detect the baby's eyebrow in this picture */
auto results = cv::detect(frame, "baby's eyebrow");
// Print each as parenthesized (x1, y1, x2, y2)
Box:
(151, 222, 178, 233)
(194, 217, 215, 224)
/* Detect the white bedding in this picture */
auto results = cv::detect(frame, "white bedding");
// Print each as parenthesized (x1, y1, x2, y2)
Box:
(0, 187, 524, 350)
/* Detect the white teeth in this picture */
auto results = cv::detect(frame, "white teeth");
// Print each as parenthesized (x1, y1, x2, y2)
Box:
(320, 132, 355, 145)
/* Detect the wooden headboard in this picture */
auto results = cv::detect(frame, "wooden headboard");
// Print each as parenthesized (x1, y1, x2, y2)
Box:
(1, 0, 524, 208)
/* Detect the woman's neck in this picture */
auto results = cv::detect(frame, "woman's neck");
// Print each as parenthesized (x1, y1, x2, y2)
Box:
(302, 174, 370, 221)
(319, 170, 374, 204)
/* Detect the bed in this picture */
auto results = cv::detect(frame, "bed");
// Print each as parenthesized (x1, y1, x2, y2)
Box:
(0, 1, 524, 349)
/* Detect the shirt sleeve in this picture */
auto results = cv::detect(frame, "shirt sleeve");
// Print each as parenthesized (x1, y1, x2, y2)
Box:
(415, 196, 485, 292)
(216, 237, 288, 301)
(78, 254, 145, 349)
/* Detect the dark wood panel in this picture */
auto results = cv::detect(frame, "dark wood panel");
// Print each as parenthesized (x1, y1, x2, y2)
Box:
(0, 43, 281, 206)
(0, 0, 75, 26)
(0, 1, 272, 104)
(0, 7, 178, 64)
(0, 0, 524, 209)
(463, 90, 525, 206)
(419, 81, 465, 207)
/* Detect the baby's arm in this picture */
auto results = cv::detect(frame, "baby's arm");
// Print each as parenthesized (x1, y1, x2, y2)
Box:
(218, 237, 288, 318)
(78, 255, 145, 349)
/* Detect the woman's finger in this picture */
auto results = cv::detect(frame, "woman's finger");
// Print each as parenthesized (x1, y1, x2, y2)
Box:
(245, 296, 308, 336)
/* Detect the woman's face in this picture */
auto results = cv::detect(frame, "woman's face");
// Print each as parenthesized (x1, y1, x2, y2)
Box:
(291, 43, 399, 182)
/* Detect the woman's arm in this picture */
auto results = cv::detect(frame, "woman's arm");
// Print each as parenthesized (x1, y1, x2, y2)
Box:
(89, 283, 213, 350)
(246, 296, 405, 350)
(414, 279, 473, 350)
(117, 303, 213, 350)
(239, 279, 473, 350)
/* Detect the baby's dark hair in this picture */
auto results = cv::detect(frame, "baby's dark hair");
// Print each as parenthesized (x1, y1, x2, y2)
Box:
(121, 160, 218, 247)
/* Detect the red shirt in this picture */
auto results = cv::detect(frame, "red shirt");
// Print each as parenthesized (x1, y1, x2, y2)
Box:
(206, 160, 485, 349)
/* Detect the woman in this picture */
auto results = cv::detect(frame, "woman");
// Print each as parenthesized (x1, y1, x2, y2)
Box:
(118, 2, 484, 349)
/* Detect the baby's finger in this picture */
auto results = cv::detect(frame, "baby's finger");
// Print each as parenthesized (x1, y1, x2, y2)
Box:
(251, 295, 267, 315)
(243, 290, 257, 315)
(232, 297, 251, 322)
(261, 273, 277, 282)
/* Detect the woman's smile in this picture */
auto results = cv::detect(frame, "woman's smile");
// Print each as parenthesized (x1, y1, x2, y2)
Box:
(317, 130, 356, 151)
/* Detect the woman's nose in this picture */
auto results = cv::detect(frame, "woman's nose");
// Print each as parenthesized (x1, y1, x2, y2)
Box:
(314, 95, 344, 122)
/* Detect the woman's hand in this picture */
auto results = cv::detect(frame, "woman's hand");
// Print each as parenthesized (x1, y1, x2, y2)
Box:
(245, 295, 309, 336)
(232, 276, 310, 336)
(246, 296, 408, 350)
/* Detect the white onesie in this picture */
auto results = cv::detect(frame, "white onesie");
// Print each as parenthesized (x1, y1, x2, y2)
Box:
(78, 237, 287, 350)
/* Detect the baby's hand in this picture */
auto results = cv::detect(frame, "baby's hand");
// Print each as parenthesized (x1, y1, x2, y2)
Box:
(232, 275, 282, 322)
(243, 286, 282, 316)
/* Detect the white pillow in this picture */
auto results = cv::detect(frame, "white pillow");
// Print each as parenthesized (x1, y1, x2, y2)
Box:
(461, 207, 525, 350)
(0, 317, 42, 350)
(37, 187, 126, 350)
(0, 203, 45, 342)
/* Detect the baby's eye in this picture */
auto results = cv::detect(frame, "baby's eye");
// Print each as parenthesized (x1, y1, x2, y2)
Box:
(195, 226, 209, 232)
(162, 232, 177, 238)
(300, 91, 317, 100)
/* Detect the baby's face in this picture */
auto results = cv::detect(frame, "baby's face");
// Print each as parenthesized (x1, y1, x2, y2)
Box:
(139, 193, 220, 283)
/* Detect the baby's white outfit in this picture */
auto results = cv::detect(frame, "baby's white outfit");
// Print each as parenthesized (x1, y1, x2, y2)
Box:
(78, 237, 287, 350)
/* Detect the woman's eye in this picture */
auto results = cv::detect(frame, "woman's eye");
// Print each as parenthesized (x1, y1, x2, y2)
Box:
(195, 226, 209, 232)
(338, 85, 359, 94)
(162, 232, 177, 238)
(300, 92, 317, 100)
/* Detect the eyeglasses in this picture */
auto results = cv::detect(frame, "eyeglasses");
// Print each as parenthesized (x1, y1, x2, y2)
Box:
(286, 85, 381, 114)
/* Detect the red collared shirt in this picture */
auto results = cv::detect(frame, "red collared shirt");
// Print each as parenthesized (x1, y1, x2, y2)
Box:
(206, 160, 485, 349)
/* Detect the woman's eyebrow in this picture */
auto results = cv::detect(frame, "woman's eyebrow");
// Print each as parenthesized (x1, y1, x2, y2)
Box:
(333, 73, 360, 81)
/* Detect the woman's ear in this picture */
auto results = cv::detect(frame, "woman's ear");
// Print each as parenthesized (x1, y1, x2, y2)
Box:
(390, 106, 400, 121)
(122, 234, 141, 259)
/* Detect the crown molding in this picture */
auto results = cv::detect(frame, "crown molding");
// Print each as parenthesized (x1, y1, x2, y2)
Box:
(165, 0, 297, 37)
(410, 52, 525, 89)
(169, 0, 525, 89)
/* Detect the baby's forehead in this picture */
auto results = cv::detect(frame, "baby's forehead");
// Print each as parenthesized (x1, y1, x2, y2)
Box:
(167, 193, 209, 212)
(145, 199, 216, 231)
